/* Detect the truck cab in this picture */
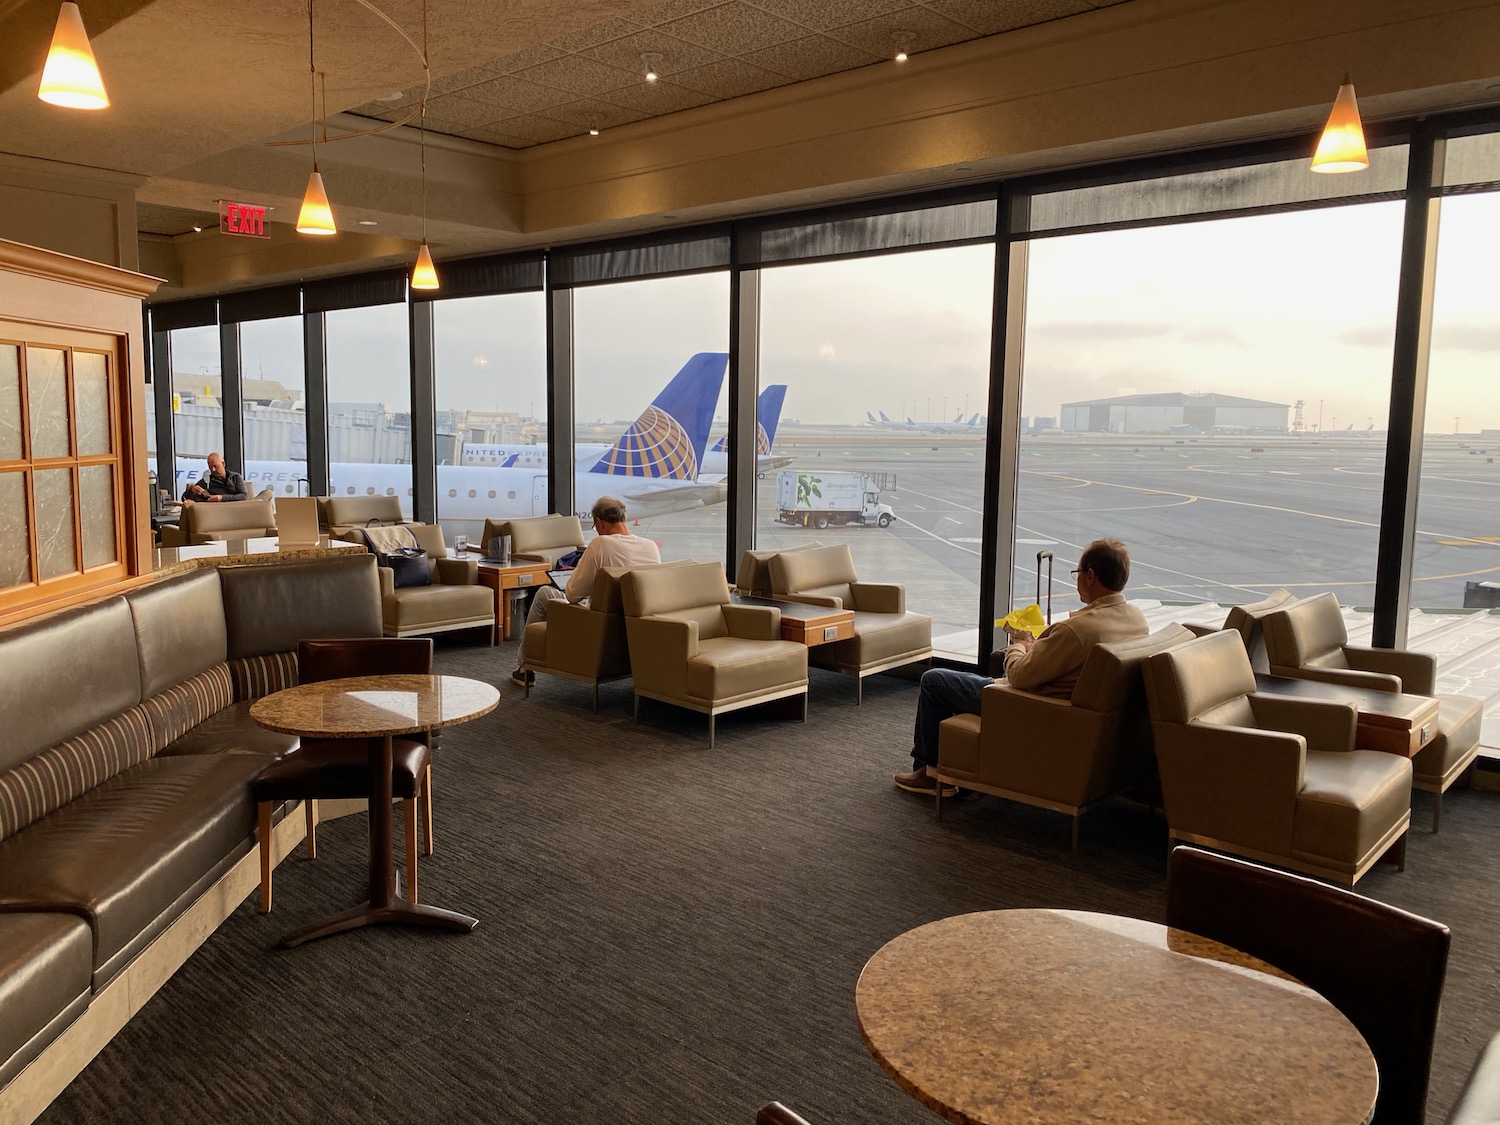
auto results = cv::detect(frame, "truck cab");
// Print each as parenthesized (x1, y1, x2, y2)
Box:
(864, 493, 895, 527)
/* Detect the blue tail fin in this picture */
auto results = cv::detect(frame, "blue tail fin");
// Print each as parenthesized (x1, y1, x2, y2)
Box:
(710, 384, 787, 454)
(967, 413, 980, 426)
(590, 352, 727, 479)
(879, 410, 893, 422)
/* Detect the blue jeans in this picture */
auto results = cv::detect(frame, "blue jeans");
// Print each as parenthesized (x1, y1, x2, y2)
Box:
(911, 668, 992, 770)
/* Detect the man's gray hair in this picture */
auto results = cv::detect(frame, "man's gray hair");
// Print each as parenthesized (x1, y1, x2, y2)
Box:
(591, 496, 627, 523)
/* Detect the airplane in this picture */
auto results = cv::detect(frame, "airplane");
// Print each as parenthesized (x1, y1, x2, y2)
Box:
(865, 410, 916, 430)
(171, 352, 733, 542)
(918, 412, 982, 434)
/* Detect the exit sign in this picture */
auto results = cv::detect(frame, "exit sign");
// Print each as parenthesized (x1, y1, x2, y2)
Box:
(219, 200, 270, 238)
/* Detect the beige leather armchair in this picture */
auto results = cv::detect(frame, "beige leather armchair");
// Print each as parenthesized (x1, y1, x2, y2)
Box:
(360, 523, 496, 642)
(521, 560, 691, 710)
(734, 542, 823, 597)
(622, 562, 808, 748)
(1182, 589, 1296, 672)
(484, 514, 585, 565)
(936, 625, 1195, 850)
(323, 495, 416, 538)
(1144, 629, 1412, 885)
(1263, 591, 1482, 830)
(158, 498, 277, 546)
(768, 544, 931, 703)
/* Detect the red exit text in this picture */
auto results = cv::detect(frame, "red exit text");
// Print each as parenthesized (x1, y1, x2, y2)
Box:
(219, 200, 270, 238)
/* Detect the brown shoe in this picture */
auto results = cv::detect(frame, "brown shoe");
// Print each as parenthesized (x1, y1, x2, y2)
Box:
(893, 768, 958, 798)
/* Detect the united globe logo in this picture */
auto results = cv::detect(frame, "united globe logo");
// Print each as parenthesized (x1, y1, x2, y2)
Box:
(593, 406, 698, 479)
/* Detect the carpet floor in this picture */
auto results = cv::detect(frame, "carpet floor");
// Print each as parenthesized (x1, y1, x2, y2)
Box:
(38, 637, 1500, 1125)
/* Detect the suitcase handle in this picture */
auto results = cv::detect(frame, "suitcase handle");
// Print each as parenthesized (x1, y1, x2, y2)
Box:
(1036, 550, 1053, 626)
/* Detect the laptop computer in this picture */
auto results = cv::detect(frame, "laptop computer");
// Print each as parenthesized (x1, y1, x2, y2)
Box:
(547, 569, 572, 588)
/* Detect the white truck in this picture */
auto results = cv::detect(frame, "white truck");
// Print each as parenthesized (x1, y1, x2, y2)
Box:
(775, 470, 897, 529)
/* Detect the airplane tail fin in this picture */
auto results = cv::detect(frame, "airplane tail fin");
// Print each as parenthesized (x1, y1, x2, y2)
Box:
(757, 384, 787, 452)
(866, 411, 878, 424)
(968, 413, 980, 426)
(590, 352, 727, 479)
(879, 411, 892, 422)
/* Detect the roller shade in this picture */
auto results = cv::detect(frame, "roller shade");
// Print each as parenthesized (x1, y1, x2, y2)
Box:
(148, 296, 217, 331)
(303, 269, 407, 312)
(735, 193, 997, 268)
(219, 285, 302, 323)
(411, 250, 544, 302)
(549, 226, 730, 289)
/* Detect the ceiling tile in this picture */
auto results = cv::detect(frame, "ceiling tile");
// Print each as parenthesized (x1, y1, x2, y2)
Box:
(137, 203, 220, 237)
(826, 5, 976, 57)
(427, 68, 493, 98)
(480, 114, 581, 144)
(453, 75, 577, 114)
(632, 0, 731, 27)
(347, 102, 410, 122)
(741, 34, 881, 81)
(420, 94, 508, 129)
(581, 30, 724, 76)
(449, 126, 533, 149)
(669, 58, 792, 98)
(659, 2, 808, 55)
(598, 79, 717, 115)
(542, 97, 653, 129)
(475, 43, 567, 75)
(546, 16, 645, 53)
(923, 0, 1093, 35)
(743, 0, 909, 32)
(518, 54, 641, 97)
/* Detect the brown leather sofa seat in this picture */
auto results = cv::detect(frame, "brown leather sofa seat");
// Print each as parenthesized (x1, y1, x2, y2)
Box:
(0, 914, 91, 1088)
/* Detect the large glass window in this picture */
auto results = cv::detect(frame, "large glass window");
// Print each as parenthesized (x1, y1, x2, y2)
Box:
(572, 273, 730, 564)
(325, 304, 412, 514)
(1014, 202, 1405, 621)
(432, 292, 547, 545)
(239, 316, 307, 498)
(166, 325, 221, 498)
(757, 246, 995, 659)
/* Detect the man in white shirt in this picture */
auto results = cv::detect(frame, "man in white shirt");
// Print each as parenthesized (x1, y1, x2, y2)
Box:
(512, 496, 661, 686)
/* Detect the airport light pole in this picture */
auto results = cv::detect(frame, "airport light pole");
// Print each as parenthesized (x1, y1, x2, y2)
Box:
(1318, 399, 1324, 433)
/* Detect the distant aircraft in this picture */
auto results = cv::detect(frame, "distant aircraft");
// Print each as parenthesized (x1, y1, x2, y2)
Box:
(176, 352, 734, 536)
(918, 412, 982, 434)
(865, 410, 915, 430)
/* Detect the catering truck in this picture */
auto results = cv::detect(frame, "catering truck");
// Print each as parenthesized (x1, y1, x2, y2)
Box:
(775, 470, 897, 528)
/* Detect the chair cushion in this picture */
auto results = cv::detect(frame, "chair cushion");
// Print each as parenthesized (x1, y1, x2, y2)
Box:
(251, 739, 429, 802)
(1293, 750, 1412, 867)
(1412, 694, 1483, 787)
(685, 638, 807, 703)
(0, 913, 92, 1086)
(770, 544, 856, 601)
(0, 754, 267, 986)
(156, 701, 300, 760)
(125, 570, 229, 698)
(385, 585, 494, 630)
(826, 611, 932, 667)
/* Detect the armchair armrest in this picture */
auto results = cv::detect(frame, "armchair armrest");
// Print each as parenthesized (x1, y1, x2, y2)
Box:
(626, 615, 697, 698)
(434, 556, 478, 585)
(850, 582, 904, 614)
(966, 685, 1121, 801)
(1154, 721, 1305, 854)
(1344, 645, 1436, 694)
(377, 567, 394, 598)
(1249, 693, 1357, 753)
(1271, 664, 1403, 694)
(777, 593, 843, 609)
(545, 601, 620, 675)
(723, 603, 781, 641)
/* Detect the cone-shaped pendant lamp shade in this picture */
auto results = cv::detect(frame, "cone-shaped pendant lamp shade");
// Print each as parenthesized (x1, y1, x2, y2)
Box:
(38, 2, 108, 109)
(1311, 78, 1368, 173)
(411, 241, 439, 290)
(296, 169, 336, 235)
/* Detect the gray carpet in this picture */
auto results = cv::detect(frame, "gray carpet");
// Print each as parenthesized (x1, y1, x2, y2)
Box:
(38, 637, 1500, 1125)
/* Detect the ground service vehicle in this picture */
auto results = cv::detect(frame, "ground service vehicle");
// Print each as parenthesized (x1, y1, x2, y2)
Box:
(776, 470, 896, 529)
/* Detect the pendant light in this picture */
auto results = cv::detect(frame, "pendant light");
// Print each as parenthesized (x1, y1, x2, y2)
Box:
(295, 0, 337, 235)
(38, 2, 108, 110)
(410, 0, 438, 289)
(1310, 73, 1369, 174)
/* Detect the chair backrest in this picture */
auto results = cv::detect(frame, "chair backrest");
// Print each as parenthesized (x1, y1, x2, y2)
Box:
(298, 637, 433, 682)
(505, 514, 586, 555)
(1071, 624, 1196, 713)
(591, 560, 693, 615)
(735, 542, 823, 597)
(1222, 588, 1295, 672)
(360, 523, 420, 556)
(323, 494, 407, 533)
(770, 543, 857, 605)
(622, 561, 729, 618)
(1263, 591, 1350, 671)
(1167, 846, 1450, 1125)
(1143, 628, 1257, 726)
(183, 497, 276, 538)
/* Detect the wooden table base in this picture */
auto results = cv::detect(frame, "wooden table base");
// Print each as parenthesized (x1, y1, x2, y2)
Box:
(282, 900, 478, 948)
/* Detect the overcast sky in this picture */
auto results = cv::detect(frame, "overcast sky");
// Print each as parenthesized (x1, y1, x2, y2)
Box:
(166, 191, 1499, 432)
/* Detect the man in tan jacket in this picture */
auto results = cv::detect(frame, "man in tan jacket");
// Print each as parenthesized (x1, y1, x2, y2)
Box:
(894, 538, 1149, 796)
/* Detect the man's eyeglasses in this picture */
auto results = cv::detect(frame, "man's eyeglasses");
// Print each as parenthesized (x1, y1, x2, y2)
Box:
(1070, 566, 1087, 576)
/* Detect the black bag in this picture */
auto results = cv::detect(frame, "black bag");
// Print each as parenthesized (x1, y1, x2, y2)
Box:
(385, 546, 430, 589)
(556, 548, 585, 570)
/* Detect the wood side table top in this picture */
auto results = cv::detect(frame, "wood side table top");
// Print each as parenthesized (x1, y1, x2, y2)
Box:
(1254, 672, 1439, 753)
(856, 909, 1376, 1125)
(731, 593, 855, 625)
(250, 674, 499, 739)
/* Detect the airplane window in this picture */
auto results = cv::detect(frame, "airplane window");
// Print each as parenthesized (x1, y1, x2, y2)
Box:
(467, 489, 476, 498)
(366, 487, 376, 495)
(507, 491, 516, 500)
(345, 486, 355, 494)
(448, 489, 457, 498)
(385, 487, 395, 495)
(488, 490, 496, 499)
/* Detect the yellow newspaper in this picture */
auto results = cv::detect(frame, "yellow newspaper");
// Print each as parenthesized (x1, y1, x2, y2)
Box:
(995, 603, 1047, 638)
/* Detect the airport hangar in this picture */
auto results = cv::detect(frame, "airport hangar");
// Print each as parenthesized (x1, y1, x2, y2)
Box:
(1060, 392, 1291, 434)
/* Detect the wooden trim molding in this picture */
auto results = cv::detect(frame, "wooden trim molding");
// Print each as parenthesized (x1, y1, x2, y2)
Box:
(0, 238, 162, 300)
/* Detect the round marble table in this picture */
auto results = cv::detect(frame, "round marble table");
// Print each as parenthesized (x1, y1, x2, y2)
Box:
(251, 674, 499, 947)
(856, 909, 1377, 1125)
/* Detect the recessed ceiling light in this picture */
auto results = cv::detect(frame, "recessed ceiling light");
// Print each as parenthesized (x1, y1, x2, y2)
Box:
(357, 219, 379, 226)
(893, 31, 914, 62)
(643, 52, 661, 83)
(191, 225, 202, 232)
(377, 91, 405, 102)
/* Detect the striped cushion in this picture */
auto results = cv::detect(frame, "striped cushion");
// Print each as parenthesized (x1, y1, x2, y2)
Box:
(228, 651, 298, 702)
(0, 704, 155, 840)
(140, 665, 235, 749)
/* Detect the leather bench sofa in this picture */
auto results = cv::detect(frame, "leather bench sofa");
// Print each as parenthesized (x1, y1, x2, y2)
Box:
(0, 554, 381, 1112)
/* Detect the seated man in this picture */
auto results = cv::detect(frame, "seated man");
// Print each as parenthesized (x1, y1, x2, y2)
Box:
(894, 538, 1149, 796)
(511, 496, 661, 686)
(182, 452, 250, 503)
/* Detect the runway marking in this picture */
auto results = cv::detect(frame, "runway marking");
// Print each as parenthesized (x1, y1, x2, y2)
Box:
(1013, 525, 1256, 600)
(900, 485, 983, 514)
(1051, 498, 1199, 514)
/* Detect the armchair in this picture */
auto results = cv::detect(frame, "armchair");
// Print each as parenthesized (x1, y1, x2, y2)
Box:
(1181, 589, 1295, 672)
(484, 514, 585, 565)
(935, 625, 1195, 850)
(734, 542, 823, 597)
(158, 497, 277, 547)
(360, 524, 496, 642)
(769, 544, 931, 702)
(521, 560, 692, 710)
(622, 562, 808, 748)
(1144, 629, 1412, 885)
(323, 495, 416, 538)
(1263, 592, 1482, 830)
